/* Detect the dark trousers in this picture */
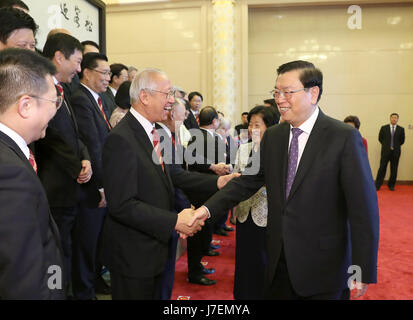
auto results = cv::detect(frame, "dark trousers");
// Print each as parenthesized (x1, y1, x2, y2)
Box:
(187, 223, 211, 280)
(50, 206, 78, 293)
(111, 271, 164, 300)
(234, 214, 267, 300)
(160, 231, 179, 300)
(72, 206, 106, 300)
(265, 247, 350, 300)
(376, 150, 401, 188)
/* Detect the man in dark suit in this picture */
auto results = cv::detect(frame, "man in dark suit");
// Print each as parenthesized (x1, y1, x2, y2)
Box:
(0, 7, 36, 51)
(183, 91, 202, 130)
(69, 52, 112, 299)
(100, 69, 237, 299)
(35, 34, 99, 297)
(186, 106, 231, 285)
(0, 48, 65, 299)
(375, 113, 405, 191)
(194, 60, 380, 300)
(100, 63, 128, 117)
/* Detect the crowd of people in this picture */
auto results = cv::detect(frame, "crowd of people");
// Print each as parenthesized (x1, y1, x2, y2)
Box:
(1, 0, 404, 300)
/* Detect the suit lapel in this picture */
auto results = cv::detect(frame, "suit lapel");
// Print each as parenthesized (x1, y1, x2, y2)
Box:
(0, 131, 37, 177)
(286, 110, 328, 202)
(80, 86, 111, 131)
(125, 113, 173, 195)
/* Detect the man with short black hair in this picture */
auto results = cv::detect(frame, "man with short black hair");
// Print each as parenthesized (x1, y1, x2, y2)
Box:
(0, 0, 29, 12)
(81, 40, 100, 54)
(69, 52, 112, 299)
(0, 7, 36, 51)
(36, 33, 97, 297)
(196, 60, 379, 300)
(102, 63, 128, 116)
(375, 113, 405, 191)
(184, 91, 203, 130)
(0, 48, 64, 299)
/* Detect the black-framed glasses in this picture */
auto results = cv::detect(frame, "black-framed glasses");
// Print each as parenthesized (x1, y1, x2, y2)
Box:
(91, 69, 112, 77)
(270, 88, 308, 100)
(149, 89, 176, 99)
(30, 95, 63, 110)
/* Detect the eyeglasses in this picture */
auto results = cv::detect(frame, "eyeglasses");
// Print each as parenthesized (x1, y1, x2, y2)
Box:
(30, 95, 63, 110)
(149, 89, 176, 99)
(270, 88, 308, 100)
(91, 69, 112, 77)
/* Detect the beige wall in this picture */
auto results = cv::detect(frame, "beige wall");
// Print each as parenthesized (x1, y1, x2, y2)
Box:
(105, 1, 213, 106)
(248, 3, 413, 180)
(104, 0, 413, 180)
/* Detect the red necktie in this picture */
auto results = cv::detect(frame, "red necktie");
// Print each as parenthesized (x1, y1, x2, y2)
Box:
(56, 83, 65, 101)
(29, 149, 37, 174)
(97, 97, 112, 130)
(152, 128, 164, 172)
(195, 114, 200, 126)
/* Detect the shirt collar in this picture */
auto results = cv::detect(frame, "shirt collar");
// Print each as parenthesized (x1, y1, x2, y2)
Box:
(109, 86, 117, 97)
(52, 76, 59, 85)
(81, 83, 100, 104)
(201, 127, 215, 137)
(290, 106, 319, 135)
(156, 122, 172, 138)
(0, 122, 30, 160)
(129, 107, 155, 140)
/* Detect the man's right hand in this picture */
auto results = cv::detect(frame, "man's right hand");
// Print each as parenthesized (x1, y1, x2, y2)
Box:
(210, 163, 231, 176)
(175, 208, 206, 239)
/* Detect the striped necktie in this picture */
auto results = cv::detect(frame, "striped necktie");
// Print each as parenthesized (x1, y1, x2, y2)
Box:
(97, 97, 112, 130)
(29, 149, 37, 174)
(152, 128, 164, 172)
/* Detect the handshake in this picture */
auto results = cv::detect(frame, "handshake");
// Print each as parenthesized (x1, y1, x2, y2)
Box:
(174, 172, 241, 239)
(175, 206, 209, 239)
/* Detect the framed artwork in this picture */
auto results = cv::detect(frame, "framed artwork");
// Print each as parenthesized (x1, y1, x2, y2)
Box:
(24, 0, 106, 53)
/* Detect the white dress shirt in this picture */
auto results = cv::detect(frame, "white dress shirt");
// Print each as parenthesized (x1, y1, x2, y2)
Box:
(0, 122, 30, 160)
(81, 83, 100, 106)
(109, 86, 117, 97)
(288, 106, 319, 173)
(130, 108, 155, 146)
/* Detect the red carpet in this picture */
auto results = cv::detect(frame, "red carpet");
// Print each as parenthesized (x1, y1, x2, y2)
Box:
(172, 186, 413, 300)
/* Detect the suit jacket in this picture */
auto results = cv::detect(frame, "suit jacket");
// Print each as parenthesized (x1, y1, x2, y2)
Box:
(187, 128, 226, 174)
(378, 124, 405, 155)
(184, 109, 200, 131)
(100, 112, 218, 278)
(204, 109, 379, 296)
(100, 88, 116, 118)
(70, 84, 111, 190)
(36, 85, 99, 208)
(0, 131, 65, 299)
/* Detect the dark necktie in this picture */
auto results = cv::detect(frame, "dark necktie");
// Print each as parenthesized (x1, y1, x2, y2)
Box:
(29, 148, 37, 174)
(286, 127, 303, 199)
(97, 97, 112, 130)
(390, 126, 395, 149)
(152, 128, 164, 172)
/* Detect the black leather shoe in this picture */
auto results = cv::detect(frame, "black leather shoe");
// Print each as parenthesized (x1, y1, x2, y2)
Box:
(210, 243, 220, 250)
(188, 276, 217, 286)
(202, 267, 215, 275)
(95, 276, 112, 295)
(223, 225, 234, 232)
(214, 228, 228, 236)
(389, 186, 395, 191)
(205, 249, 220, 256)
